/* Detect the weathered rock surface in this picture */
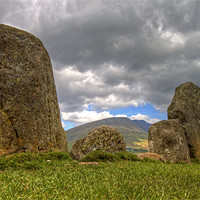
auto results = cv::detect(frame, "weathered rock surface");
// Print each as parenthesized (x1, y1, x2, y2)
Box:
(0, 24, 68, 155)
(70, 125, 126, 160)
(168, 82, 200, 158)
(148, 119, 191, 163)
(136, 153, 166, 162)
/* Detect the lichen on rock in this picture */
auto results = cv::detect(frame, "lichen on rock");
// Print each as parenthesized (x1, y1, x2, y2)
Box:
(148, 119, 191, 163)
(70, 125, 126, 160)
(148, 82, 200, 162)
(0, 24, 68, 155)
(168, 82, 200, 158)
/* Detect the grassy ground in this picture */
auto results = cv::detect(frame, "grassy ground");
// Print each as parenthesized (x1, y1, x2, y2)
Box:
(0, 152, 200, 199)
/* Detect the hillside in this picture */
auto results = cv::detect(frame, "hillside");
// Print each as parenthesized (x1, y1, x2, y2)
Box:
(66, 117, 151, 150)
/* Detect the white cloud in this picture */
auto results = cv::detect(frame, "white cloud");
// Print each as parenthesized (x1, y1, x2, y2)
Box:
(54, 66, 146, 112)
(62, 110, 160, 126)
(160, 31, 185, 46)
(91, 95, 142, 110)
(115, 114, 127, 118)
(130, 113, 160, 124)
(61, 110, 114, 125)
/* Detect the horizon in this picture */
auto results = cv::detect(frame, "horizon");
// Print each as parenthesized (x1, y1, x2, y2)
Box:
(1, 0, 199, 130)
(65, 115, 153, 131)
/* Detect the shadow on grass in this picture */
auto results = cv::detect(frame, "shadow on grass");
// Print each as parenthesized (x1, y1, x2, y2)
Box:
(0, 152, 72, 170)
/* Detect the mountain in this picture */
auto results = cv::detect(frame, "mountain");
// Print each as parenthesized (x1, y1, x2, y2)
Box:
(66, 117, 151, 151)
(132, 120, 152, 132)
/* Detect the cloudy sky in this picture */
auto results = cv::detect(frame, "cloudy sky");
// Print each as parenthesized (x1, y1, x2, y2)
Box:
(1, 0, 200, 129)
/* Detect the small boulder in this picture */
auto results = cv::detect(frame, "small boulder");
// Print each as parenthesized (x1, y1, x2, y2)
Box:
(70, 125, 126, 160)
(136, 153, 166, 162)
(168, 82, 200, 158)
(148, 119, 191, 163)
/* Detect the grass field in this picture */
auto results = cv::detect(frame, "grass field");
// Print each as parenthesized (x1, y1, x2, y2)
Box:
(0, 152, 200, 199)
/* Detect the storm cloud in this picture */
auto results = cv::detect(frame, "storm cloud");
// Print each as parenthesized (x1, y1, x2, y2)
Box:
(1, 0, 200, 124)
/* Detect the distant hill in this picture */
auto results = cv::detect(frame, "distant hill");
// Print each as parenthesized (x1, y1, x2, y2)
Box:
(66, 117, 151, 151)
(133, 120, 152, 132)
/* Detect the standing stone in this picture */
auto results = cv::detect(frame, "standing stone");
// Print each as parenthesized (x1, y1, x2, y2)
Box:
(168, 82, 200, 158)
(0, 24, 68, 155)
(70, 125, 126, 160)
(148, 119, 191, 163)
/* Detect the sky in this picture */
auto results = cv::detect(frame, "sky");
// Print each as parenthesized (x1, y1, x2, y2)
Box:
(1, 0, 200, 130)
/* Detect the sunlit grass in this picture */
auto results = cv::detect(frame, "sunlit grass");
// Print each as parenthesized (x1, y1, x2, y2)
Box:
(133, 138, 148, 149)
(0, 152, 200, 199)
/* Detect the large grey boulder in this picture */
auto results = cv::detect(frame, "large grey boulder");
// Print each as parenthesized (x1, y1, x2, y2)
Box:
(70, 125, 126, 160)
(168, 82, 200, 158)
(0, 24, 68, 155)
(148, 119, 191, 163)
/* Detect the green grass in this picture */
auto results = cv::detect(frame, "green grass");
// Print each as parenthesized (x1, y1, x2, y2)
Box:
(0, 152, 200, 199)
(81, 150, 142, 162)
